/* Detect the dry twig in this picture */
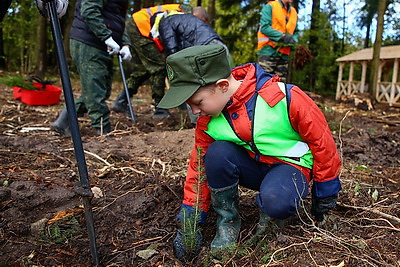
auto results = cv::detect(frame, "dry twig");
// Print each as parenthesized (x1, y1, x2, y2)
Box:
(337, 202, 400, 226)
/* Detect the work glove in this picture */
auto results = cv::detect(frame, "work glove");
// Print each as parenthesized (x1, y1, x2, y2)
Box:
(281, 34, 296, 45)
(119, 45, 132, 61)
(36, 0, 69, 18)
(104, 37, 120, 55)
(173, 204, 207, 261)
(311, 194, 338, 222)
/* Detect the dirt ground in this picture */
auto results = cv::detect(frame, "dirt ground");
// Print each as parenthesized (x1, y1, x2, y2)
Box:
(0, 77, 399, 267)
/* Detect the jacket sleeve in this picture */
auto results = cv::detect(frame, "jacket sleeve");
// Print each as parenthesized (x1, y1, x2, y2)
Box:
(288, 86, 342, 198)
(80, 0, 113, 42)
(159, 16, 179, 56)
(259, 4, 283, 42)
(121, 27, 131, 46)
(182, 116, 214, 212)
(292, 17, 299, 42)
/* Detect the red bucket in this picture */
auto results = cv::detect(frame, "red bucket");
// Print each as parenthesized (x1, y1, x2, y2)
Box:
(13, 83, 62, 105)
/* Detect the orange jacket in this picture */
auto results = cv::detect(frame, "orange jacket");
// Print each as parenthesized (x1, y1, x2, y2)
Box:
(257, 0, 297, 55)
(132, 4, 183, 51)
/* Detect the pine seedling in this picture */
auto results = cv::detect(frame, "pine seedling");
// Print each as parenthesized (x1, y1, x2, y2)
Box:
(0, 75, 38, 91)
(180, 147, 207, 257)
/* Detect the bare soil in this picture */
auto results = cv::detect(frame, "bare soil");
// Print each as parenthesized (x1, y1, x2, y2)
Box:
(0, 77, 399, 267)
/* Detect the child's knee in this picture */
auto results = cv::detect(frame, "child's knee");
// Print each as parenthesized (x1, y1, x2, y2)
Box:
(256, 191, 299, 220)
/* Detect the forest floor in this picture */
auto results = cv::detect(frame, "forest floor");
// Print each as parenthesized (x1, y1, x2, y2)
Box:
(0, 76, 399, 267)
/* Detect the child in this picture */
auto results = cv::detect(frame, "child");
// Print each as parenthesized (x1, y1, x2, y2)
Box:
(157, 44, 341, 260)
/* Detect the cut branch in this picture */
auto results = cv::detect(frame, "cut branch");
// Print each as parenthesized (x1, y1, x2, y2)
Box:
(337, 202, 400, 226)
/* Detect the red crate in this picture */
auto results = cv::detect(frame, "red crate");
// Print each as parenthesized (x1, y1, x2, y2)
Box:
(13, 83, 62, 105)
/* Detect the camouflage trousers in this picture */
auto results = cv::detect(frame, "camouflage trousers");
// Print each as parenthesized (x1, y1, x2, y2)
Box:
(258, 55, 288, 83)
(70, 39, 113, 129)
(124, 19, 166, 101)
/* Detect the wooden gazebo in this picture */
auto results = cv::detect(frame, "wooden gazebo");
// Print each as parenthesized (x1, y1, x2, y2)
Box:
(336, 45, 400, 107)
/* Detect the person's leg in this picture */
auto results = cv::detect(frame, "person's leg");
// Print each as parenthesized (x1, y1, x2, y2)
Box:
(205, 141, 267, 189)
(111, 46, 150, 115)
(274, 58, 289, 83)
(204, 141, 266, 251)
(75, 41, 112, 134)
(52, 39, 87, 136)
(112, 20, 150, 115)
(256, 164, 309, 220)
(258, 55, 278, 74)
(204, 141, 309, 239)
(258, 55, 288, 83)
(129, 27, 168, 119)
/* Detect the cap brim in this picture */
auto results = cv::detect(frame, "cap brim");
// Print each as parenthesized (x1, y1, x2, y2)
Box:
(157, 83, 200, 109)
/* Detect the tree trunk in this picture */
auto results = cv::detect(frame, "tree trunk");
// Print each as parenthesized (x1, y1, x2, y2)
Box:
(61, 0, 76, 63)
(0, 26, 5, 69)
(35, 15, 48, 77)
(363, 23, 371, 48)
(207, 0, 216, 27)
(308, 0, 320, 91)
(370, 0, 386, 101)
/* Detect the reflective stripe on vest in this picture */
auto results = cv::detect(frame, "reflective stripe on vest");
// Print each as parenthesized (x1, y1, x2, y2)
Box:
(205, 82, 313, 169)
(257, 0, 297, 55)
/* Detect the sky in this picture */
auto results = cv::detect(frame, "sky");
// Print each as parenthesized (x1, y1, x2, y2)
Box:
(298, 0, 399, 43)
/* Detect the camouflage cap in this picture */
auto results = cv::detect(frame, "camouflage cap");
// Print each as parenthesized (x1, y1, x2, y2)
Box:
(157, 44, 231, 109)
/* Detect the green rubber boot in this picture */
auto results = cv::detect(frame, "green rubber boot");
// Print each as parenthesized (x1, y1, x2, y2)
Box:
(209, 182, 241, 251)
(255, 211, 285, 236)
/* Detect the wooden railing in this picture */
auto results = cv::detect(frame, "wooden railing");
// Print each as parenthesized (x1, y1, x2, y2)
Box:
(336, 80, 400, 106)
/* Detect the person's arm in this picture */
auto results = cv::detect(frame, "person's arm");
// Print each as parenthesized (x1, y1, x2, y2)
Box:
(259, 4, 283, 42)
(159, 16, 179, 56)
(121, 28, 131, 47)
(181, 116, 214, 212)
(288, 86, 342, 198)
(288, 85, 341, 221)
(80, 0, 112, 42)
(291, 8, 299, 43)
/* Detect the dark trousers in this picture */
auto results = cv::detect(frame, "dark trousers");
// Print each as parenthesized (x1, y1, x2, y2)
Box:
(204, 141, 309, 219)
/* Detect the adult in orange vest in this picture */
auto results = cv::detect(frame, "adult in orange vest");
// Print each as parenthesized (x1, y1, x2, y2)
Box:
(111, 4, 205, 120)
(257, 0, 298, 82)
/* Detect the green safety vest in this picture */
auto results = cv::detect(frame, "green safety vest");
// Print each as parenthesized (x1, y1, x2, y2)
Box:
(205, 84, 313, 169)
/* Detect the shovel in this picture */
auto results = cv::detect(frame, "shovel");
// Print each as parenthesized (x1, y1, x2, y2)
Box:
(117, 53, 136, 122)
(39, 0, 99, 265)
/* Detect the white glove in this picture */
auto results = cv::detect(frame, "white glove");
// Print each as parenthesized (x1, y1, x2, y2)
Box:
(120, 45, 132, 61)
(36, 0, 68, 18)
(104, 37, 120, 55)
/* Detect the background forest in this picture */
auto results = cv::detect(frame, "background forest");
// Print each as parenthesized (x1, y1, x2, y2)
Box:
(0, 0, 399, 97)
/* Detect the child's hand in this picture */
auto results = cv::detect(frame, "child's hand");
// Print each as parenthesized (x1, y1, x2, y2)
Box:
(311, 194, 338, 222)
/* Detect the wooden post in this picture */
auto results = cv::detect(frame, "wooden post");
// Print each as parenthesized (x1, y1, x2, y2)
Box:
(390, 58, 399, 106)
(377, 61, 385, 101)
(348, 62, 354, 95)
(336, 62, 344, 100)
(360, 61, 367, 93)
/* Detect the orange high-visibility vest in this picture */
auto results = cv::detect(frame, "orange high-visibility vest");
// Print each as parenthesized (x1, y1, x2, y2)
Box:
(257, 1, 297, 55)
(133, 4, 182, 51)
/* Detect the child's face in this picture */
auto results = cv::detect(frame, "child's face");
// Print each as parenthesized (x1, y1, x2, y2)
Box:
(186, 83, 230, 117)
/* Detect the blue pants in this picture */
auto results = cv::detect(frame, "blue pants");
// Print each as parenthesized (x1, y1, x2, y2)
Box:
(204, 141, 309, 220)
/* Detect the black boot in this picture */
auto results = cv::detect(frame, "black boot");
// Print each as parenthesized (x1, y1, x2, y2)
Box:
(111, 90, 131, 116)
(51, 107, 71, 137)
(95, 124, 111, 136)
(153, 98, 170, 119)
